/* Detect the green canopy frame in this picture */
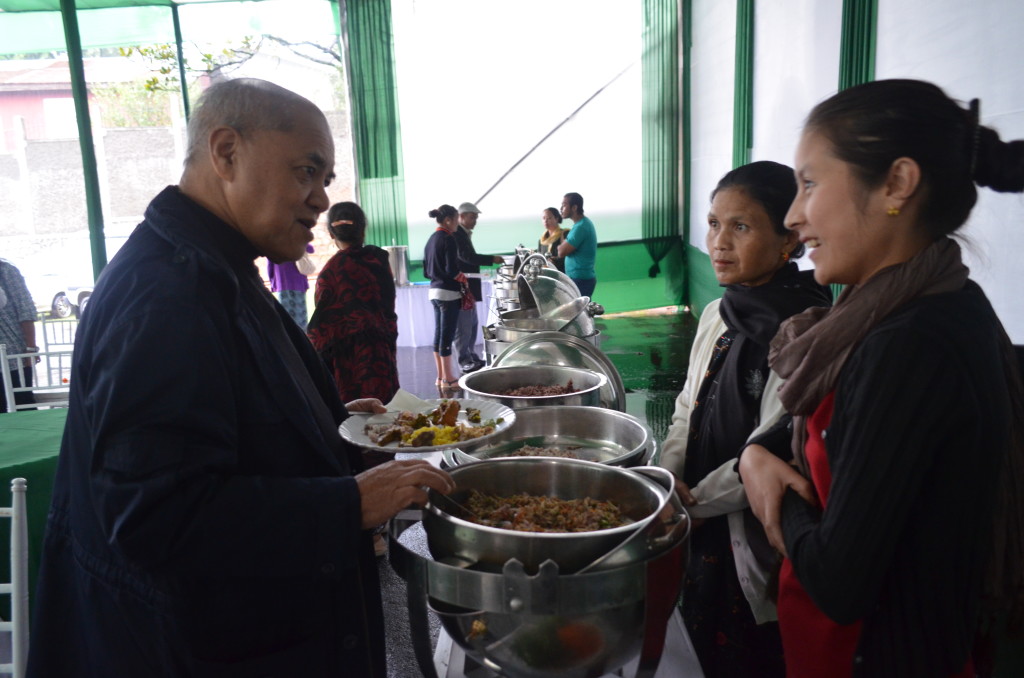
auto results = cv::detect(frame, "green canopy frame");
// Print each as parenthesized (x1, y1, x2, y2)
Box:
(0, 0, 399, 280)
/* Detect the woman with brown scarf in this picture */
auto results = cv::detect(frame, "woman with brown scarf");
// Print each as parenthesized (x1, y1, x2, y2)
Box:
(739, 79, 1024, 678)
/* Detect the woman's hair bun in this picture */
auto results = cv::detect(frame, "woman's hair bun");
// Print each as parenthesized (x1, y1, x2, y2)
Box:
(973, 127, 1024, 193)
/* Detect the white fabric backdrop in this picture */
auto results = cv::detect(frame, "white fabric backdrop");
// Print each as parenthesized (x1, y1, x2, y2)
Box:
(875, 0, 1024, 341)
(750, 0, 842, 172)
(395, 280, 494, 348)
(687, 0, 738, 250)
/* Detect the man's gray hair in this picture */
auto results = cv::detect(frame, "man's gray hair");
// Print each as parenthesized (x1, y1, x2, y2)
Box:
(184, 78, 315, 165)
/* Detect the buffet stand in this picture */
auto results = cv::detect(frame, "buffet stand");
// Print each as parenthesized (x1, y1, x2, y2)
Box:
(388, 457, 693, 678)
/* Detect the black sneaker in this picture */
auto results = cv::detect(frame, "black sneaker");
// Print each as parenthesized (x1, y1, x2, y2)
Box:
(462, 360, 486, 374)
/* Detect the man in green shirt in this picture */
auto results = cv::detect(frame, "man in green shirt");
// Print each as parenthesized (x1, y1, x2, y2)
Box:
(557, 192, 597, 298)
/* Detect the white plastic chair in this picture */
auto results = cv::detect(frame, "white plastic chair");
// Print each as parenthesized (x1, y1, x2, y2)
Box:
(0, 344, 72, 412)
(0, 479, 28, 678)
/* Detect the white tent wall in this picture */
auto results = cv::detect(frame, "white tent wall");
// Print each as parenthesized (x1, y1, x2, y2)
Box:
(684, 0, 1024, 340)
(750, 0, 842, 174)
(687, 0, 737, 254)
(391, 0, 643, 260)
(875, 0, 1024, 341)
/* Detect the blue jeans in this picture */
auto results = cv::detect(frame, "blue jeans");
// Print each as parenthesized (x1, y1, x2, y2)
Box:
(431, 298, 461, 357)
(573, 277, 597, 299)
(452, 305, 482, 367)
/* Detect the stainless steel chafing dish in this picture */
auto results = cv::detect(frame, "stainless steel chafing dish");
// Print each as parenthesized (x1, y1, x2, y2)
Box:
(389, 458, 690, 678)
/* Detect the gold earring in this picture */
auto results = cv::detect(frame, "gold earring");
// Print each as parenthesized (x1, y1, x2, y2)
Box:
(781, 251, 790, 262)
(887, 206, 900, 217)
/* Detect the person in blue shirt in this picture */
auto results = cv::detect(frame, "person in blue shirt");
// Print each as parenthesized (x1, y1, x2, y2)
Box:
(557, 192, 597, 298)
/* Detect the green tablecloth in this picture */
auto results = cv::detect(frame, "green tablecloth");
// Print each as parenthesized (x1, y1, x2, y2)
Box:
(0, 408, 65, 614)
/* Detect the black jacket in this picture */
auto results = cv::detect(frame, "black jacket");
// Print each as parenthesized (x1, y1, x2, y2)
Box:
(27, 186, 385, 678)
(423, 228, 461, 293)
(453, 225, 494, 299)
(760, 282, 1011, 678)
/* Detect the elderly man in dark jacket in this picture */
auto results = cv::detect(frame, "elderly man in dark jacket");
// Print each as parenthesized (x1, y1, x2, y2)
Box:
(452, 202, 503, 373)
(27, 79, 452, 678)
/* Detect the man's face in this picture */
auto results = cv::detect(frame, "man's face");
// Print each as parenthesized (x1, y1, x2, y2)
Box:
(222, 106, 335, 263)
(460, 211, 479, 230)
(560, 197, 574, 220)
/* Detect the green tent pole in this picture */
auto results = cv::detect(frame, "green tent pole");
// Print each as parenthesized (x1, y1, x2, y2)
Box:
(59, 0, 107, 281)
(171, 3, 191, 121)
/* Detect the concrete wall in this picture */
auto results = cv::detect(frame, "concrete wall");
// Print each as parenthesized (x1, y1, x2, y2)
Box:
(0, 118, 355, 269)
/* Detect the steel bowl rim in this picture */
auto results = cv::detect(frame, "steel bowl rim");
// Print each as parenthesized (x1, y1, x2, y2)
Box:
(459, 365, 607, 399)
(447, 405, 653, 467)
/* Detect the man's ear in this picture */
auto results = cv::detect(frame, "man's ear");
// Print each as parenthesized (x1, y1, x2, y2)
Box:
(208, 126, 241, 181)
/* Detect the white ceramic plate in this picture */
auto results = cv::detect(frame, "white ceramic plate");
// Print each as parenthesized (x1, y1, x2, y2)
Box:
(339, 399, 516, 453)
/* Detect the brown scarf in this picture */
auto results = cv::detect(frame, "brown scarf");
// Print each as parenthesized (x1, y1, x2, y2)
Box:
(769, 237, 1024, 630)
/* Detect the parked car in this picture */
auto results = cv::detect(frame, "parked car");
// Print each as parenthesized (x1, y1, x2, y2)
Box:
(50, 283, 94, 318)
(20, 235, 127, 319)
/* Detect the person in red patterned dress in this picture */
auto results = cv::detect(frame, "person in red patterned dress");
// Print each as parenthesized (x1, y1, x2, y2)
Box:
(308, 201, 399, 404)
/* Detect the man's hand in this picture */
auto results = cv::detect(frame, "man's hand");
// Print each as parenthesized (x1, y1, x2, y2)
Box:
(492, 255, 504, 264)
(356, 459, 454, 529)
(738, 444, 816, 556)
(346, 398, 387, 414)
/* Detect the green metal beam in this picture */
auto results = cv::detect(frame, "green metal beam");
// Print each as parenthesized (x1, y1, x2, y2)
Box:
(60, 0, 108, 281)
(171, 2, 191, 121)
(732, 0, 754, 168)
(680, 0, 692, 307)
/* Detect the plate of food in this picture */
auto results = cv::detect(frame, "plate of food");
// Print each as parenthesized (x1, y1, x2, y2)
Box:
(340, 398, 516, 453)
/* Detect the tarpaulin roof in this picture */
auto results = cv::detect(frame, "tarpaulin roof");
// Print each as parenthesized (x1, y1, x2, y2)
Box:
(0, 1, 232, 11)
(0, 0, 331, 55)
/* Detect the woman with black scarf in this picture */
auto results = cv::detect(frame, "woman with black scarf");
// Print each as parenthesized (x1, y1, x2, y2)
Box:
(659, 161, 831, 678)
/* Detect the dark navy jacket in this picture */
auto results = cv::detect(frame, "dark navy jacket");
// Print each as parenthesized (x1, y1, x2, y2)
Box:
(452, 225, 493, 300)
(27, 187, 386, 678)
(423, 228, 460, 293)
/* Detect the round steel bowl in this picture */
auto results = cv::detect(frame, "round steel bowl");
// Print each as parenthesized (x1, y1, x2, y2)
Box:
(520, 275, 579, 314)
(459, 365, 606, 409)
(446, 406, 654, 467)
(424, 457, 670, 573)
(499, 308, 541, 322)
(502, 317, 568, 332)
(497, 300, 521, 312)
(561, 307, 596, 337)
(493, 285, 519, 300)
(493, 324, 543, 343)
(540, 296, 590, 322)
